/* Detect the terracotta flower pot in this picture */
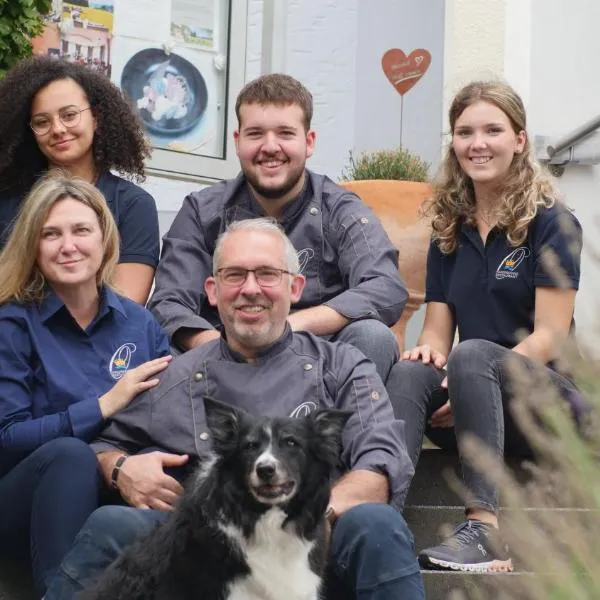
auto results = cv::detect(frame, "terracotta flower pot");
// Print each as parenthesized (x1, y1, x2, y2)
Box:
(340, 179, 432, 353)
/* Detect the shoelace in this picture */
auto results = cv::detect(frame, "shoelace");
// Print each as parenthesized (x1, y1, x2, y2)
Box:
(441, 520, 488, 548)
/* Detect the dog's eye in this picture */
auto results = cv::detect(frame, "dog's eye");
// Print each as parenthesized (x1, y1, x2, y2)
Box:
(284, 438, 298, 448)
(244, 441, 260, 450)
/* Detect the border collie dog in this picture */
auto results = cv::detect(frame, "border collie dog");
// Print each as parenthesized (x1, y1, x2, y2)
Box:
(82, 397, 351, 600)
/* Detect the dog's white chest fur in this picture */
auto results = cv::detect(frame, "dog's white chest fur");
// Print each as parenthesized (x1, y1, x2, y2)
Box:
(220, 508, 321, 600)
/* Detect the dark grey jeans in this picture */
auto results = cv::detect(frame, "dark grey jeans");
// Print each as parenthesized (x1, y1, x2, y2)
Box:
(387, 339, 578, 513)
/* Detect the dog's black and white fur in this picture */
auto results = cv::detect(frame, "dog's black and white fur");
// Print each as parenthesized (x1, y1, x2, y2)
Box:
(81, 397, 351, 600)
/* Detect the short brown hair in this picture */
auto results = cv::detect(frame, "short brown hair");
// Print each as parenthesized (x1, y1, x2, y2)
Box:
(235, 73, 313, 131)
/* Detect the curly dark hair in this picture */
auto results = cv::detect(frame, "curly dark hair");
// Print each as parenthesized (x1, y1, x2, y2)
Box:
(0, 56, 150, 189)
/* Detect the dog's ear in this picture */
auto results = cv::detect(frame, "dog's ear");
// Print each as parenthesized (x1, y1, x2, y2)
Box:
(203, 397, 243, 449)
(311, 409, 352, 439)
(310, 409, 352, 468)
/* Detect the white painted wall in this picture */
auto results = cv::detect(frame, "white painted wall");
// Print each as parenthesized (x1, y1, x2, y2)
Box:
(139, 0, 600, 348)
(443, 0, 600, 348)
(527, 0, 600, 349)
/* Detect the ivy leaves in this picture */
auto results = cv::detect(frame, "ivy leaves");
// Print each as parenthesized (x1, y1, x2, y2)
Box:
(0, 0, 52, 77)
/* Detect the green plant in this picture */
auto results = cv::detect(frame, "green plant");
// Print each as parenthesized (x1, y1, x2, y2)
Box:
(454, 350, 600, 600)
(0, 0, 52, 78)
(340, 147, 429, 182)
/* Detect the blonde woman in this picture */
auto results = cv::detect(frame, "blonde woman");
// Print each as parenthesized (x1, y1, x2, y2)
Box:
(0, 174, 172, 597)
(387, 81, 582, 573)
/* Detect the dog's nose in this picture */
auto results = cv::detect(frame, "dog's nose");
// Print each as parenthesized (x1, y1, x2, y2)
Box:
(256, 463, 276, 482)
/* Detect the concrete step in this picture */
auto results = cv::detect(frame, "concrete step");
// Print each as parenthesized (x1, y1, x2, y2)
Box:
(404, 505, 595, 553)
(422, 569, 533, 600)
(405, 447, 533, 507)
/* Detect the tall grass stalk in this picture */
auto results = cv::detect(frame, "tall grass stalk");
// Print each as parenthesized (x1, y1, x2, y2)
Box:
(455, 353, 600, 600)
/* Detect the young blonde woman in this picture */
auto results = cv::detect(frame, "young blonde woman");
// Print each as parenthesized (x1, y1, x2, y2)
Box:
(0, 174, 172, 597)
(387, 81, 582, 572)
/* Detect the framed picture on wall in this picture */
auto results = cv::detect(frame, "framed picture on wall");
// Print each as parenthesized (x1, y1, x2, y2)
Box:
(34, 0, 248, 182)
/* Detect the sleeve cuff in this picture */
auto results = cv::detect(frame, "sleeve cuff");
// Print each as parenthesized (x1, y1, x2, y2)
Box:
(119, 253, 159, 268)
(325, 294, 380, 321)
(67, 398, 105, 441)
(90, 440, 126, 454)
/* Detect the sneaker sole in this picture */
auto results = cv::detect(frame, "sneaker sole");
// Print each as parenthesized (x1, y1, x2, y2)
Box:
(423, 556, 514, 573)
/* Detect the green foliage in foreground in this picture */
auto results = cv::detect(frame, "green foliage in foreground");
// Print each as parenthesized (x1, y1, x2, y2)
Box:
(457, 349, 600, 600)
(0, 0, 52, 78)
(340, 147, 429, 183)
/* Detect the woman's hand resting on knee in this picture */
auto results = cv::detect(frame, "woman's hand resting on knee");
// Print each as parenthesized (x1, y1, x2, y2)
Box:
(401, 344, 447, 369)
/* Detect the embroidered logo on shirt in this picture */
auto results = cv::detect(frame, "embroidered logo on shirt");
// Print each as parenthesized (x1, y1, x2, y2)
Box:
(495, 247, 531, 280)
(109, 343, 137, 380)
(289, 401, 317, 418)
(296, 248, 315, 274)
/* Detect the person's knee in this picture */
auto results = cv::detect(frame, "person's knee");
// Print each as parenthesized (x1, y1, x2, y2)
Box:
(79, 506, 162, 552)
(337, 320, 399, 378)
(333, 503, 415, 555)
(40, 437, 98, 473)
(341, 319, 397, 352)
(388, 359, 440, 387)
(447, 339, 499, 377)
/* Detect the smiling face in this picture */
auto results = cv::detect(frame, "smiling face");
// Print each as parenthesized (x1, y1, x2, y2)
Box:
(37, 197, 104, 295)
(30, 78, 97, 171)
(233, 103, 316, 207)
(451, 100, 526, 197)
(205, 229, 305, 359)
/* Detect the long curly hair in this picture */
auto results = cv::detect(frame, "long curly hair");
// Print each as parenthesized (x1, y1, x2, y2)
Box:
(425, 81, 560, 254)
(0, 56, 150, 190)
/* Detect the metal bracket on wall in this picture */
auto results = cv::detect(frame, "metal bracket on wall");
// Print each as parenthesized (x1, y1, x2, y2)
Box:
(261, 0, 288, 74)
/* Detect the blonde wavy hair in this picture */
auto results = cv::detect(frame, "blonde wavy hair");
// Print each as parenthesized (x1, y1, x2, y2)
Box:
(0, 172, 120, 304)
(425, 80, 560, 254)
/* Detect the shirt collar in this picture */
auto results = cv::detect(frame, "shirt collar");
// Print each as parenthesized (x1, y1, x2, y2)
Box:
(219, 323, 294, 364)
(39, 285, 126, 324)
(242, 171, 311, 222)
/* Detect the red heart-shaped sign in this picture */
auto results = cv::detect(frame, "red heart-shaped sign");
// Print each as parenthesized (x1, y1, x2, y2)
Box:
(381, 49, 431, 96)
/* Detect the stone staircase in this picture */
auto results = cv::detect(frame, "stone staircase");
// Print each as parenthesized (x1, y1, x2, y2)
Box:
(0, 446, 584, 600)
(404, 446, 567, 600)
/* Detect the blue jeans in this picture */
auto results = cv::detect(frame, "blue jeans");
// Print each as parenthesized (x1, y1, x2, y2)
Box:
(333, 319, 399, 383)
(387, 339, 578, 512)
(0, 437, 101, 597)
(45, 503, 424, 600)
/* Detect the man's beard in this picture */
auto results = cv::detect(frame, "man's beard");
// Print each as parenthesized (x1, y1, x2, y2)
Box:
(244, 162, 305, 200)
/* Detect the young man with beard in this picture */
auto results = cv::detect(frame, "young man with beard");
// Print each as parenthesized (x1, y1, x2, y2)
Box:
(44, 219, 424, 600)
(148, 74, 407, 382)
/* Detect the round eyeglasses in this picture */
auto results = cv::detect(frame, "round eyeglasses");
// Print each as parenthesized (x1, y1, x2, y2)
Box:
(216, 267, 294, 287)
(30, 106, 92, 136)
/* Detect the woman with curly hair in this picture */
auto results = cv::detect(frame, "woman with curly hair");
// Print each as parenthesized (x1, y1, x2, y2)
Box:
(0, 56, 159, 304)
(387, 81, 583, 572)
(0, 173, 172, 597)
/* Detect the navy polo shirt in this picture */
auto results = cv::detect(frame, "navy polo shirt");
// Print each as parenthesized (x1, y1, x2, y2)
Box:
(425, 204, 582, 348)
(0, 171, 160, 267)
(0, 286, 170, 476)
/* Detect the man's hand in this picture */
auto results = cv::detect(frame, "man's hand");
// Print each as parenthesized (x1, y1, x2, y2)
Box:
(175, 328, 221, 351)
(116, 452, 189, 511)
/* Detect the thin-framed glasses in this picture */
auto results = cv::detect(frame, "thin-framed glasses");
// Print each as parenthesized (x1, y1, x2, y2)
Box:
(30, 106, 92, 136)
(216, 267, 294, 287)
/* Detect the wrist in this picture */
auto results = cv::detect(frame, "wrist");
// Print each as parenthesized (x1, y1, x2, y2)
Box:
(98, 392, 117, 419)
(110, 454, 129, 490)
